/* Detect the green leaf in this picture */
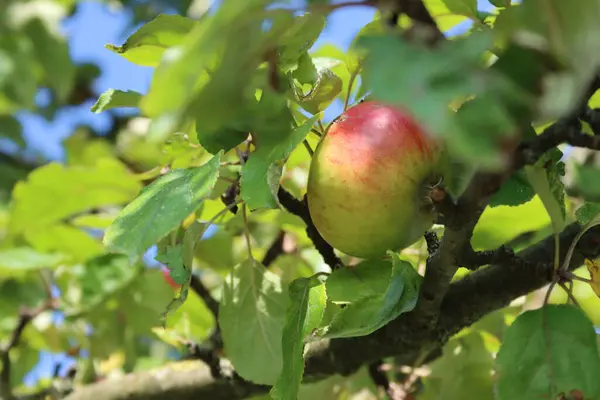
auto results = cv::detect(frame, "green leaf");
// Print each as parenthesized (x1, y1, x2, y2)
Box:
(271, 275, 327, 400)
(140, 1, 270, 125)
(575, 202, 600, 226)
(472, 195, 551, 251)
(0, 33, 38, 111)
(219, 258, 290, 385)
(106, 14, 197, 67)
(347, 19, 385, 74)
(0, 247, 64, 276)
(0, 115, 24, 147)
(278, 13, 326, 69)
(91, 89, 143, 113)
(292, 66, 343, 115)
(575, 164, 600, 201)
(358, 32, 523, 169)
(441, 0, 478, 18)
(442, 158, 477, 199)
(495, 304, 600, 400)
(24, 223, 104, 262)
(524, 149, 566, 234)
(423, 0, 472, 32)
(23, 18, 75, 102)
(156, 245, 188, 285)
(488, 0, 509, 7)
(319, 254, 421, 339)
(195, 125, 248, 155)
(422, 332, 494, 400)
(162, 285, 215, 342)
(325, 259, 392, 304)
(9, 159, 142, 235)
(60, 254, 139, 315)
(494, 0, 600, 119)
(489, 169, 535, 208)
(241, 115, 319, 210)
(103, 152, 221, 259)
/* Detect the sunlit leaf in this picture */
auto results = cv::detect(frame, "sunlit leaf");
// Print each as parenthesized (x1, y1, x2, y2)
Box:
(0, 247, 64, 276)
(104, 152, 221, 259)
(271, 275, 327, 400)
(24, 18, 75, 102)
(241, 115, 319, 210)
(495, 305, 600, 400)
(219, 258, 289, 385)
(319, 254, 421, 339)
(524, 149, 566, 234)
(91, 89, 143, 113)
(106, 14, 198, 67)
(9, 159, 142, 235)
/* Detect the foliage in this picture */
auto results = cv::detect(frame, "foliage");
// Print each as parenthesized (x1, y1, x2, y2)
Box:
(2, 0, 600, 400)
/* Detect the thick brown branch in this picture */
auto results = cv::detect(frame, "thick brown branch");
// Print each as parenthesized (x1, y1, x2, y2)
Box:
(64, 223, 600, 400)
(458, 245, 523, 271)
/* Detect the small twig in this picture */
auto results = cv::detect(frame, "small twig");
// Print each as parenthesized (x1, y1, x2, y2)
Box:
(368, 360, 399, 400)
(242, 204, 253, 259)
(262, 230, 286, 267)
(1, 299, 55, 399)
(220, 181, 240, 215)
(558, 281, 581, 307)
(189, 275, 220, 319)
(277, 187, 343, 270)
(186, 341, 223, 379)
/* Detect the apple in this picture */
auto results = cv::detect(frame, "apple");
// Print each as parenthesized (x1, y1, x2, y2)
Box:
(161, 266, 179, 289)
(307, 101, 443, 259)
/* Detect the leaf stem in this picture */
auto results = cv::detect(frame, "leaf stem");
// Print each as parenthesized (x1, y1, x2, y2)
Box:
(343, 68, 359, 111)
(203, 200, 242, 227)
(242, 204, 253, 259)
(318, 120, 326, 135)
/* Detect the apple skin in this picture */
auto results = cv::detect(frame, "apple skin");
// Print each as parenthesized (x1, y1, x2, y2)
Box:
(161, 266, 180, 289)
(307, 101, 442, 259)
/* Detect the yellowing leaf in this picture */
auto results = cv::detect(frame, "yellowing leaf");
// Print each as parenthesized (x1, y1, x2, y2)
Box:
(585, 259, 600, 299)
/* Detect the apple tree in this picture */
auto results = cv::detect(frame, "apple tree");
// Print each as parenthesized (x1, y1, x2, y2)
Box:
(3, 0, 600, 399)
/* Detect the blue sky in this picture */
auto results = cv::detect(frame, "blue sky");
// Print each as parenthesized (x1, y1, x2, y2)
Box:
(17, 0, 489, 387)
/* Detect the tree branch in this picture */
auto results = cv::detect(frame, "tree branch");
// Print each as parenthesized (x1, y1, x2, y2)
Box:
(189, 275, 219, 319)
(458, 245, 522, 271)
(63, 223, 600, 400)
(1, 300, 55, 400)
(277, 187, 343, 270)
(262, 230, 286, 267)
